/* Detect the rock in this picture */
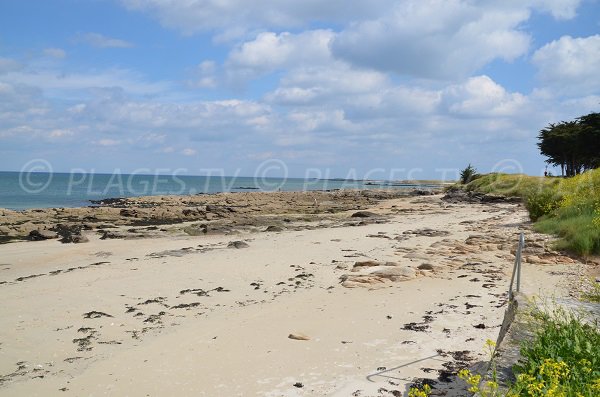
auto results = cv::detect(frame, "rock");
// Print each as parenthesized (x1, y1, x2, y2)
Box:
(99, 230, 124, 240)
(265, 225, 283, 232)
(28, 229, 58, 241)
(183, 224, 208, 236)
(228, 241, 249, 249)
(71, 235, 89, 243)
(351, 260, 398, 271)
(370, 266, 417, 281)
(350, 211, 378, 218)
(182, 208, 205, 217)
(410, 189, 435, 196)
(340, 274, 388, 288)
(418, 263, 436, 271)
(288, 333, 310, 341)
(119, 209, 137, 217)
(52, 224, 87, 244)
(352, 260, 382, 270)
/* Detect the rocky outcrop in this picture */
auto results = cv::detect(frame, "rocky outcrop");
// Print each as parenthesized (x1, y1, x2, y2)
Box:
(442, 188, 521, 204)
(341, 261, 418, 288)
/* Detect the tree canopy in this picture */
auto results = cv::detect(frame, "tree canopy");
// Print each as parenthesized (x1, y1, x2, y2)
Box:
(537, 112, 600, 177)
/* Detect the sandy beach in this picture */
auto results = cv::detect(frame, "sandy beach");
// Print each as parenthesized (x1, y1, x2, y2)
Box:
(0, 191, 588, 396)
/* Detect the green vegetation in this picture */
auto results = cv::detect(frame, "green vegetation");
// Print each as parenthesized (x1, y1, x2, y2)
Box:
(460, 163, 479, 184)
(537, 112, 600, 177)
(511, 307, 600, 397)
(580, 278, 600, 304)
(456, 308, 600, 397)
(532, 169, 600, 256)
(460, 169, 600, 256)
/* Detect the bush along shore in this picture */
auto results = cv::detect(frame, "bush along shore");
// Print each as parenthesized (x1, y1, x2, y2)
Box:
(456, 169, 600, 257)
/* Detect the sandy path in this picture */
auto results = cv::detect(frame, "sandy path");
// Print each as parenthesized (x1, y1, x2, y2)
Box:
(0, 195, 581, 396)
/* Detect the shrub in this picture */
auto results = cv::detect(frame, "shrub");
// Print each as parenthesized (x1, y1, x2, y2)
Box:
(511, 307, 600, 397)
(525, 188, 562, 221)
(460, 164, 478, 184)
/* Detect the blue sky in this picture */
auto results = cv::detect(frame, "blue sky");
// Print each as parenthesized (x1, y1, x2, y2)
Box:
(1, 0, 599, 180)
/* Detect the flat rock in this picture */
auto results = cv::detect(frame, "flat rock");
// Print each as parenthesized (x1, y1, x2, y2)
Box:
(370, 266, 417, 281)
(351, 260, 397, 271)
(340, 274, 388, 289)
(265, 225, 283, 232)
(350, 211, 378, 218)
(228, 240, 249, 249)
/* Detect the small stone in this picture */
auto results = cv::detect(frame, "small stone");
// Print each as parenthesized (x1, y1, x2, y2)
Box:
(288, 333, 310, 341)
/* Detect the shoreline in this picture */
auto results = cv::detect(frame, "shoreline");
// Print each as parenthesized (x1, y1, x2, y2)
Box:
(0, 188, 439, 244)
(0, 191, 588, 396)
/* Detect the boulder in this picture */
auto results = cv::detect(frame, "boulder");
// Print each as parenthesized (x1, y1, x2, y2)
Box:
(28, 229, 57, 241)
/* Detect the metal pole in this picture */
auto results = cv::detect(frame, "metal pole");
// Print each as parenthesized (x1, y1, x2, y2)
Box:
(516, 232, 524, 292)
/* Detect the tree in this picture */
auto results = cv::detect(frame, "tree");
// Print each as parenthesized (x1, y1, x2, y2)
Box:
(537, 121, 585, 176)
(577, 112, 600, 170)
(460, 163, 477, 184)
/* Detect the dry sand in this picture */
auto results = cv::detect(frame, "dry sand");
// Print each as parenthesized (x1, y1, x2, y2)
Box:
(0, 193, 588, 396)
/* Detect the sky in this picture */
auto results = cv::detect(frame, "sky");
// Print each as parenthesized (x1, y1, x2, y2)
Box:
(0, 0, 599, 180)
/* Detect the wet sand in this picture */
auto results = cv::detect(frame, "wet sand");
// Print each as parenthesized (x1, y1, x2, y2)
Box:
(0, 192, 587, 396)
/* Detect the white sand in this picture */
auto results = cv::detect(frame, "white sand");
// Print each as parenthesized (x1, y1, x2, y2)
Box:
(0, 195, 581, 396)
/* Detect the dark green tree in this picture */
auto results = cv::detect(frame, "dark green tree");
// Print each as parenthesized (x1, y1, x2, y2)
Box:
(459, 163, 477, 184)
(537, 121, 584, 176)
(577, 112, 600, 169)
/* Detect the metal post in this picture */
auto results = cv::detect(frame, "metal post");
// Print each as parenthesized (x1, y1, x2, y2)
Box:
(516, 232, 524, 292)
(508, 232, 525, 300)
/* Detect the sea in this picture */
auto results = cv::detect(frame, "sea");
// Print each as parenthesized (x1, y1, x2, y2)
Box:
(0, 171, 441, 210)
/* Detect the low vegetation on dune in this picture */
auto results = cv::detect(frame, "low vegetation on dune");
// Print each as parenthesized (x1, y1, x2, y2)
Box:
(458, 168, 600, 256)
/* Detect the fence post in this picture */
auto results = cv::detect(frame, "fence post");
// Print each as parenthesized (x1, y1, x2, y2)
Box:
(516, 232, 524, 292)
(509, 232, 525, 300)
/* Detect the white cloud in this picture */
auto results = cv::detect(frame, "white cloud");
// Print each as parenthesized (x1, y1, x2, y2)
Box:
(43, 48, 66, 59)
(532, 35, 600, 95)
(225, 30, 334, 83)
(531, 0, 582, 19)
(441, 75, 529, 117)
(266, 63, 388, 106)
(181, 148, 197, 156)
(331, 0, 531, 79)
(75, 32, 133, 48)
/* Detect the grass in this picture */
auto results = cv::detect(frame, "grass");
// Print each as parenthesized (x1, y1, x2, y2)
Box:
(460, 169, 600, 256)
(581, 278, 600, 303)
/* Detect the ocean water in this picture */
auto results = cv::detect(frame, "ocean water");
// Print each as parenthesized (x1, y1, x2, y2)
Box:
(0, 171, 440, 210)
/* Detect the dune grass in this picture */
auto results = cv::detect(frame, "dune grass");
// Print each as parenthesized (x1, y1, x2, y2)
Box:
(462, 169, 600, 256)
